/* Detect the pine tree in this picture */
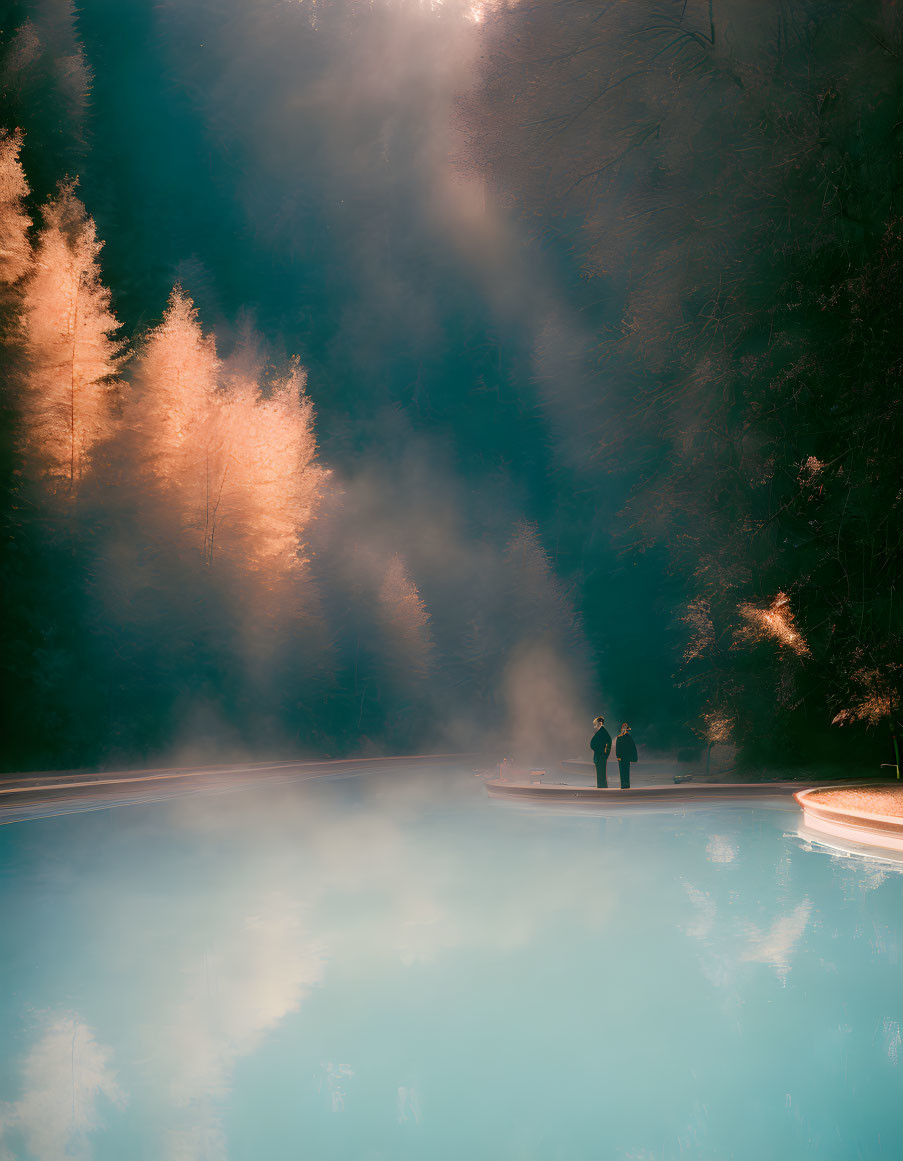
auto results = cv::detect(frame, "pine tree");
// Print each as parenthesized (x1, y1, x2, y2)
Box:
(504, 520, 579, 651)
(129, 287, 224, 559)
(0, 129, 31, 287)
(378, 553, 433, 679)
(1, 0, 92, 164)
(215, 358, 326, 584)
(131, 293, 328, 585)
(20, 183, 123, 498)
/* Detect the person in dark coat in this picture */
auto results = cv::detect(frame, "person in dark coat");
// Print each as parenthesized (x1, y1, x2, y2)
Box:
(590, 716, 612, 788)
(615, 723, 638, 789)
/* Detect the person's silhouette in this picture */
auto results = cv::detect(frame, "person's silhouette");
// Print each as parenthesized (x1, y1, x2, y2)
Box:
(590, 716, 612, 788)
(615, 723, 638, 789)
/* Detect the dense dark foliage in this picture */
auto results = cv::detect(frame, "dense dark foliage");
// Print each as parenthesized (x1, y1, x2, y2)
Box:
(468, 0, 903, 768)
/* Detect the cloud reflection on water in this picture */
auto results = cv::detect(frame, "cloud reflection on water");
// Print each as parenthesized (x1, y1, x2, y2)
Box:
(0, 1014, 123, 1161)
(741, 900, 813, 983)
(157, 891, 326, 1160)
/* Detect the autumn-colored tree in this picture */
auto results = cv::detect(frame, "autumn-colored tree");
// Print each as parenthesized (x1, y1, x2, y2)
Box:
(20, 183, 123, 498)
(131, 293, 328, 588)
(215, 358, 326, 585)
(1, 146, 114, 772)
(0, 128, 31, 286)
(128, 287, 224, 558)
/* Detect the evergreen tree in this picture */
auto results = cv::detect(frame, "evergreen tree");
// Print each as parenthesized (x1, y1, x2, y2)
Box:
(20, 183, 123, 499)
(128, 286, 223, 559)
(378, 553, 433, 679)
(0, 128, 31, 286)
(216, 358, 326, 586)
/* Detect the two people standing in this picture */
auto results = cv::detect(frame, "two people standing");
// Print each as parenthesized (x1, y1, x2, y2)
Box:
(591, 717, 638, 790)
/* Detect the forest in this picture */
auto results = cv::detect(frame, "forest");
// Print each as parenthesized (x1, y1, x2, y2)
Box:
(469, 0, 903, 769)
(2, 0, 902, 773)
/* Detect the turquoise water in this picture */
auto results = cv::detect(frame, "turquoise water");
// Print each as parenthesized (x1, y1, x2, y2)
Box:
(1, 769, 901, 1160)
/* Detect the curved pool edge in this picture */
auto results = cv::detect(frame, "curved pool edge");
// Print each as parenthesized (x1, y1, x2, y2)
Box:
(0, 753, 483, 825)
(795, 785, 903, 852)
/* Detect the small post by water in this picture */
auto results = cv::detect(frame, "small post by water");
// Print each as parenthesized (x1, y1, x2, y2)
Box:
(881, 734, 901, 779)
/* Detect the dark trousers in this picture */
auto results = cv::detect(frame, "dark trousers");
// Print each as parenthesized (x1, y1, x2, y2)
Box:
(619, 759, 631, 789)
(594, 759, 608, 789)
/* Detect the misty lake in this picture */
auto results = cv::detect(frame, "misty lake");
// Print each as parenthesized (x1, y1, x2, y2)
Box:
(0, 767, 901, 1160)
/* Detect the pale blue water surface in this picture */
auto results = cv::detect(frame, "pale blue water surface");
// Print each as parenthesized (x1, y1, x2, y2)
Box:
(1, 768, 902, 1160)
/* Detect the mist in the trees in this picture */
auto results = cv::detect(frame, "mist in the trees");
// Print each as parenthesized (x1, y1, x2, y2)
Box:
(0, 115, 589, 767)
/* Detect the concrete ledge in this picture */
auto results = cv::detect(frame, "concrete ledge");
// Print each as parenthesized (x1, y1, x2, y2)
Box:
(795, 786, 903, 852)
(486, 779, 810, 804)
(559, 758, 737, 784)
